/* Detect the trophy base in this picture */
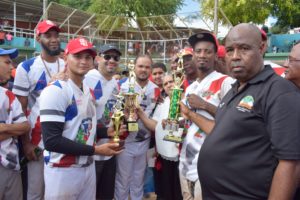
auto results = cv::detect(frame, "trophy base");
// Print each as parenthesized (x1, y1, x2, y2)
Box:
(128, 121, 139, 132)
(165, 121, 179, 132)
(109, 138, 125, 150)
(163, 134, 183, 143)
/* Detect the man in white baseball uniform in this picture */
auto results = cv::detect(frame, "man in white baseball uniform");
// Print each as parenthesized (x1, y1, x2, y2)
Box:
(12, 20, 65, 200)
(40, 37, 123, 200)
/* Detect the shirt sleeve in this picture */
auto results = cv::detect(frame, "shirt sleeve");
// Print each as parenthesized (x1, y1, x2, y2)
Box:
(220, 77, 235, 99)
(39, 82, 68, 123)
(12, 62, 31, 96)
(10, 94, 27, 124)
(267, 91, 300, 160)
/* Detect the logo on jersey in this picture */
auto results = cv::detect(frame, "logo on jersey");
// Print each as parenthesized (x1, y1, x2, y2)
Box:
(76, 118, 92, 144)
(101, 99, 116, 126)
(237, 95, 254, 112)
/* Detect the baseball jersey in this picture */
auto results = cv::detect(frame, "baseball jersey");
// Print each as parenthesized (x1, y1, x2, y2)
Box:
(12, 55, 65, 149)
(0, 87, 27, 170)
(40, 79, 97, 167)
(84, 69, 119, 161)
(264, 61, 285, 77)
(179, 71, 234, 182)
(120, 79, 160, 142)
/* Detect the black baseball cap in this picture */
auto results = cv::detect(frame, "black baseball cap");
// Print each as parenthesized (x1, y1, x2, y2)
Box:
(99, 45, 122, 56)
(188, 32, 218, 52)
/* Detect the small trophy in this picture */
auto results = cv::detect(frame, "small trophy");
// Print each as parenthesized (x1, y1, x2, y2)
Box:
(123, 60, 139, 132)
(110, 94, 125, 145)
(164, 53, 184, 143)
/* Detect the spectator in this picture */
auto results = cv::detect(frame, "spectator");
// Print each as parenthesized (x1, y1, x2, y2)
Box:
(5, 32, 13, 46)
(24, 37, 31, 47)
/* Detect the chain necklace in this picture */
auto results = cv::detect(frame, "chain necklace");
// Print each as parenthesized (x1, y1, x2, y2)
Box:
(41, 56, 60, 78)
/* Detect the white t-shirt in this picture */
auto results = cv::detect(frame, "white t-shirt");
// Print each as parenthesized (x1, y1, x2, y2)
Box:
(152, 96, 181, 161)
(84, 69, 119, 161)
(40, 79, 96, 167)
(179, 71, 234, 182)
(0, 87, 27, 170)
(120, 79, 160, 143)
(13, 55, 65, 149)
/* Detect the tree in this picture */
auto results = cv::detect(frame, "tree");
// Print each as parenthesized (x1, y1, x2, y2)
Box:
(49, 0, 91, 11)
(200, 0, 299, 28)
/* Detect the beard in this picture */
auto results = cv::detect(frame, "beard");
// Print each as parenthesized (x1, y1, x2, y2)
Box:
(41, 42, 61, 56)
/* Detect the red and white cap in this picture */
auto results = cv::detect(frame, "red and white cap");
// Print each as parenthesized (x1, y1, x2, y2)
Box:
(217, 45, 226, 58)
(36, 20, 60, 36)
(65, 37, 97, 58)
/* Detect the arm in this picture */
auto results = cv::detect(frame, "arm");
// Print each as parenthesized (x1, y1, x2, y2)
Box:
(42, 121, 122, 156)
(137, 107, 157, 132)
(0, 121, 30, 137)
(268, 160, 300, 200)
(186, 94, 217, 117)
(180, 102, 215, 134)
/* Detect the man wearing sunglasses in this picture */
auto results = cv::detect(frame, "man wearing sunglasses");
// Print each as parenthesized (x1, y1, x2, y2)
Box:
(84, 44, 121, 200)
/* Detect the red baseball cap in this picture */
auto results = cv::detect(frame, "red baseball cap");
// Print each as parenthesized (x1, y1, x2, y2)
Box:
(180, 48, 193, 57)
(36, 20, 60, 36)
(217, 45, 226, 58)
(65, 38, 97, 58)
(260, 29, 267, 41)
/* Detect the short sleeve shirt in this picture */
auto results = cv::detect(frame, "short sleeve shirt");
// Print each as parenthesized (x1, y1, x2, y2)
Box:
(40, 80, 97, 167)
(0, 87, 27, 170)
(198, 66, 300, 200)
(12, 55, 65, 148)
(179, 71, 234, 182)
(84, 69, 119, 161)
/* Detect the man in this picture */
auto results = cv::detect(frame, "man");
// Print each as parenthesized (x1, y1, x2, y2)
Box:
(0, 48, 30, 200)
(151, 62, 166, 90)
(283, 42, 300, 200)
(40, 37, 122, 200)
(196, 23, 300, 200)
(115, 54, 160, 200)
(178, 32, 233, 200)
(84, 44, 121, 200)
(12, 20, 65, 199)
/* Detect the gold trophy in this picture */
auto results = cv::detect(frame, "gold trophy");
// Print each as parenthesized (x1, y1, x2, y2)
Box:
(123, 60, 139, 132)
(164, 52, 184, 143)
(110, 94, 125, 145)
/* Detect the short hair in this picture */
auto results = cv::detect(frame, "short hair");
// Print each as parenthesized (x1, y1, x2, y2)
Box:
(152, 62, 167, 72)
(134, 54, 153, 65)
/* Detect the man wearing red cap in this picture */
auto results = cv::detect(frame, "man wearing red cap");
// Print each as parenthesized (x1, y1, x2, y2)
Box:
(179, 31, 234, 200)
(12, 20, 65, 199)
(0, 48, 30, 200)
(40, 38, 122, 199)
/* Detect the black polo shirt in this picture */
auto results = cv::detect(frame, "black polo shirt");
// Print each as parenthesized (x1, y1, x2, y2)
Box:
(198, 66, 300, 200)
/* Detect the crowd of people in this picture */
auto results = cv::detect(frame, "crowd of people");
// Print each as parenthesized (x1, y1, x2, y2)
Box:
(1, 19, 300, 200)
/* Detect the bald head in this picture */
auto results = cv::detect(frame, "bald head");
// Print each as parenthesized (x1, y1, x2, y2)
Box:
(225, 23, 262, 47)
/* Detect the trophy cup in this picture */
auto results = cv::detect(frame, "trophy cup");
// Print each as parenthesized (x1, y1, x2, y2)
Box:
(164, 53, 184, 143)
(123, 60, 139, 132)
(110, 94, 125, 145)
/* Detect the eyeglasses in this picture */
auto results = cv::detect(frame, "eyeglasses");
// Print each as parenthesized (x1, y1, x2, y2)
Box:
(103, 54, 120, 62)
(286, 58, 300, 65)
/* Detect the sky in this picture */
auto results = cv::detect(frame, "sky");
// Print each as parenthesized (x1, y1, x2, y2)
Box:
(179, 0, 200, 13)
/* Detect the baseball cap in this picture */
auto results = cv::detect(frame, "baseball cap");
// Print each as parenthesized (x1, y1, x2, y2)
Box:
(217, 45, 226, 58)
(0, 48, 18, 59)
(179, 48, 193, 57)
(260, 29, 267, 41)
(36, 20, 60, 36)
(188, 32, 219, 52)
(99, 44, 122, 56)
(65, 38, 97, 58)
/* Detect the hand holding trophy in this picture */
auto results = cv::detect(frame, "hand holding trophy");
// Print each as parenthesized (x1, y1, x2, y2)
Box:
(123, 60, 139, 132)
(164, 52, 185, 143)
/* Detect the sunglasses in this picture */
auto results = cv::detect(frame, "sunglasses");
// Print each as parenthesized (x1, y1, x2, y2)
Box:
(103, 54, 120, 62)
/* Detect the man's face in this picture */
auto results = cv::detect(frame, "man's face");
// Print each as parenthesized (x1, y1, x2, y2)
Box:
(66, 50, 94, 77)
(0, 55, 13, 82)
(182, 55, 197, 76)
(134, 56, 152, 82)
(225, 27, 264, 83)
(193, 41, 216, 73)
(97, 50, 120, 76)
(170, 55, 178, 71)
(152, 67, 165, 87)
(37, 29, 61, 56)
(284, 44, 300, 84)
(162, 75, 174, 96)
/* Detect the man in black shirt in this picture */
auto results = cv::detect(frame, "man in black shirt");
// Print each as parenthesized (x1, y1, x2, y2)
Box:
(183, 23, 300, 200)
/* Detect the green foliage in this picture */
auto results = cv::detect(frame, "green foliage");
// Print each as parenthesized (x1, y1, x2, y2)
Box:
(49, 0, 91, 11)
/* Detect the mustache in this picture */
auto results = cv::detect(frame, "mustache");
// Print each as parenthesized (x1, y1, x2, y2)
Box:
(231, 62, 243, 67)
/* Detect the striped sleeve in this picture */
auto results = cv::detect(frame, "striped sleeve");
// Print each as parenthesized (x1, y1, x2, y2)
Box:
(6, 90, 27, 123)
(12, 60, 33, 96)
(40, 82, 68, 123)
